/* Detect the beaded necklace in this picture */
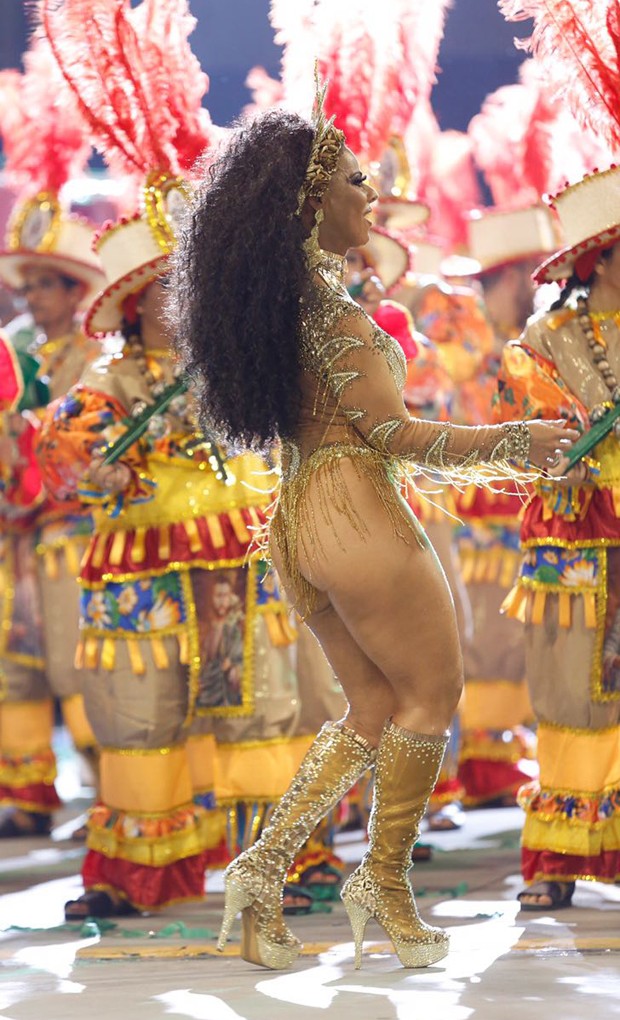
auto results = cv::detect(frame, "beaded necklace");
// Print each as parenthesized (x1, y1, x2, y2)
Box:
(123, 333, 195, 441)
(576, 295, 620, 438)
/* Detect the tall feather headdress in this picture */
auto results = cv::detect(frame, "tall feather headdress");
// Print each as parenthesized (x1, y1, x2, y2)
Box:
(498, 0, 620, 149)
(469, 59, 614, 205)
(0, 35, 104, 301)
(38, 0, 220, 335)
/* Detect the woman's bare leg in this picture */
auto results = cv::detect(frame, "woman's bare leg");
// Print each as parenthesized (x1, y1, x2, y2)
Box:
(292, 465, 463, 735)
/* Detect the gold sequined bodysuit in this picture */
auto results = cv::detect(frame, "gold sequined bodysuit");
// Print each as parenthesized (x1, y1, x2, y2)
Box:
(271, 251, 530, 617)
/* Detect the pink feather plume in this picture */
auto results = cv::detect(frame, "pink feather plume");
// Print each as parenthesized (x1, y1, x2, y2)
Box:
(39, 0, 217, 180)
(499, 0, 620, 151)
(469, 59, 614, 205)
(261, 0, 451, 165)
(0, 38, 91, 195)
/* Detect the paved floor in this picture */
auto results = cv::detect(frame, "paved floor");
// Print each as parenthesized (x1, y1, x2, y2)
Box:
(0, 741, 619, 1020)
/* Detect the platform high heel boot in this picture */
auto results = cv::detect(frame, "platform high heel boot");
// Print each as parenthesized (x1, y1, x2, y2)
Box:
(217, 721, 376, 969)
(341, 720, 450, 969)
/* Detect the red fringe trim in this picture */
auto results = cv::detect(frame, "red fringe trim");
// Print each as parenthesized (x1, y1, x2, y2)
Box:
(0, 782, 61, 812)
(81, 507, 266, 583)
(82, 848, 208, 909)
(458, 758, 536, 806)
(454, 487, 524, 521)
(522, 488, 620, 544)
(522, 847, 620, 885)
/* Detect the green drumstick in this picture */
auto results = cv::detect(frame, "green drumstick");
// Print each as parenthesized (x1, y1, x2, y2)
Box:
(101, 374, 228, 481)
(563, 403, 620, 471)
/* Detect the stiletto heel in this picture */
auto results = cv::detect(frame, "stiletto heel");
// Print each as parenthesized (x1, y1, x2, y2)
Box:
(341, 722, 451, 970)
(217, 876, 255, 950)
(342, 894, 371, 969)
(214, 723, 377, 970)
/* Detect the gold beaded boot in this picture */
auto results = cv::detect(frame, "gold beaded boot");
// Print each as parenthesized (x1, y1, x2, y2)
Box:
(217, 721, 376, 969)
(341, 720, 449, 969)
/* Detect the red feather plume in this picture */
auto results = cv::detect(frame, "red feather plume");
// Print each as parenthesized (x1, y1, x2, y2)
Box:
(39, 0, 217, 179)
(264, 0, 451, 165)
(499, 0, 620, 151)
(0, 38, 91, 196)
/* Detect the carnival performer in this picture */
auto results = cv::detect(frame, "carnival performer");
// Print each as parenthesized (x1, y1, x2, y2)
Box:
(0, 41, 105, 838)
(449, 206, 557, 807)
(346, 239, 468, 835)
(497, 166, 620, 909)
(170, 78, 575, 969)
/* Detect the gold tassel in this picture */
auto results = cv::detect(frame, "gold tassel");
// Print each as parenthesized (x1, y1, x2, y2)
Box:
(150, 637, 169, 670)
(460, 551, 475, 584)
(127, 639, 146, 675)
(158, 526, 171, 560)
(558, 591, 571, 629)
(473, 554, 488, 583)
(583, 592, 597, 629)
(64, 540, 81, 577)
(178, 632, 189, 664)
(132, 526, 147, 564)
(44, 549, 59, 580)
(109, 531, 126, 566)
(84, 636, 99, 670)
(499, 551, 520, 590)
(74, 640, 84, 670)
(91, 533, 106, 569)
(206, 513, 225, 548)
(184, 518, 203, 553)
(613, 486, 620, 518)
(264, 613, 287, 647)
(228, 509, 250, 543)
(101, 637, 116, 671)
(531, 589, 546, 626)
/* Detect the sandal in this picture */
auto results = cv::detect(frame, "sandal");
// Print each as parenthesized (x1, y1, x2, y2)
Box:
(64, 890, 139, 922)
(282, 883, 314, 916)
(0, 809, 51, 839)
(427, 802, 465, 832)
(412, 841, 433, 862)
(517, 881, 575, 912)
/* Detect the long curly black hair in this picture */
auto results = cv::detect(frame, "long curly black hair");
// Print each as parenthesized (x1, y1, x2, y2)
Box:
(169, 110, 315, 449)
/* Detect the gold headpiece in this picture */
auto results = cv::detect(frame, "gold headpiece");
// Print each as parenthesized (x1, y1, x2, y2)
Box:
(296, 66, 345, 215)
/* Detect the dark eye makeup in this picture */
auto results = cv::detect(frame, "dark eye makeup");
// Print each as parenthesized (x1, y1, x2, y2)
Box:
(350, 173, 368, 186)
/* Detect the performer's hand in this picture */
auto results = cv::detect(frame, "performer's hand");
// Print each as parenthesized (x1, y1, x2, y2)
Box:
(86, 450, 132, 492)
(357, 269, 385, 316)
(526, 420, 579, 473)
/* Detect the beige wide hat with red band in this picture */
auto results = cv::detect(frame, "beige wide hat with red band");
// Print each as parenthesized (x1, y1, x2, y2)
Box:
(468, 204, 559, 274)
(84, 172, 191, 337)
(358, 226, 411, 291)
(534, 164, 620, 284)
(0, 191, 105, 307)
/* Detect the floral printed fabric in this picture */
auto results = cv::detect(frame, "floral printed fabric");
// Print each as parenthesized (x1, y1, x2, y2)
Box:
(519, 547, 600, 592)
(81, 573, 185, 635)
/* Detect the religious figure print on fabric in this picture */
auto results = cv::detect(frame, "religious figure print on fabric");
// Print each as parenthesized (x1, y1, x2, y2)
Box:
(193, 565, 255, 714)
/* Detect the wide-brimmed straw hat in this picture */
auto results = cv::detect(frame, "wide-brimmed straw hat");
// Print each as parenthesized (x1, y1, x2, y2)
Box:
(534, 164, 620, 284)
(84, 173, 190, 337)
(0, 192, 105, 307)
(467, 204, 558, 275)
(358, 225, 411, 291)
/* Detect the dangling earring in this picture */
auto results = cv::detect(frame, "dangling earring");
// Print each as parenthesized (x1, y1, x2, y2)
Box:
(302, 207, 324, 270)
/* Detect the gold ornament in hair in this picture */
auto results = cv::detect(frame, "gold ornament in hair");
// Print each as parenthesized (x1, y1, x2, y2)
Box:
(296, 64, 345, 216)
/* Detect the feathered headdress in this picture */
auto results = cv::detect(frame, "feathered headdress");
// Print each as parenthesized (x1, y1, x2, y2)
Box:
(255, 0, 450, 171)
(498, 0, 620, 149)
(39, 0, 217, 180)
(0, 37, 91, 198)
(0, 36, 104, 300)
(39, 0, 219, 335)
(469, 58, 615, 204)
(498, 1, 620, 283)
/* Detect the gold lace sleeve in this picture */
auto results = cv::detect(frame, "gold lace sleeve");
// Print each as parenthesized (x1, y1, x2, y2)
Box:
(306, 300, 532, 482)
